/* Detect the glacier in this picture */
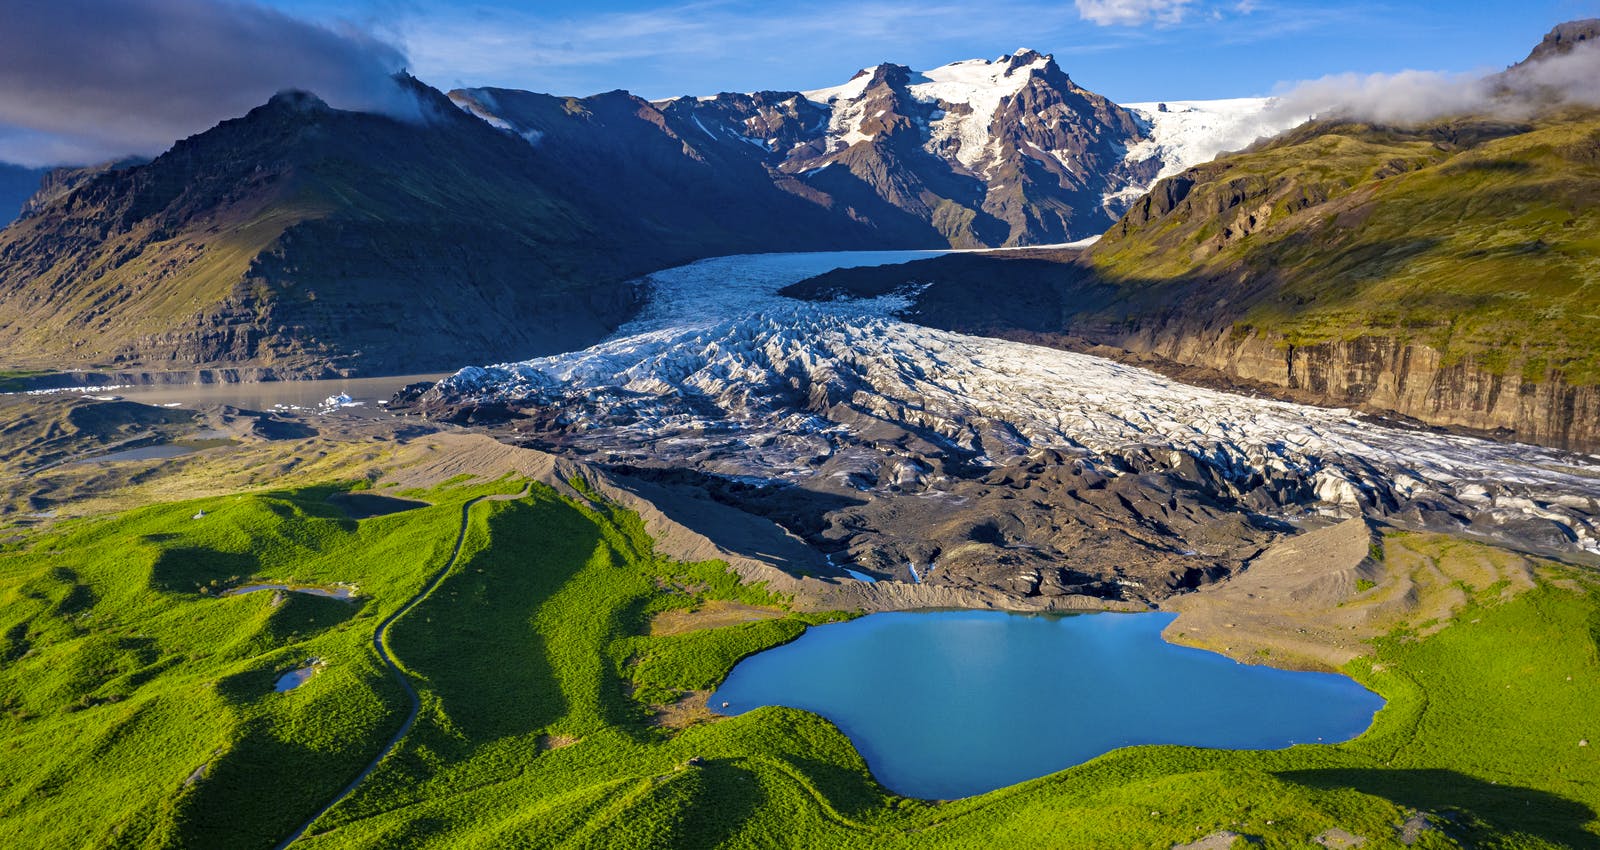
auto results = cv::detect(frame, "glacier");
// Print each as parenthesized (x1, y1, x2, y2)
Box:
(436, 250, 1600, 563)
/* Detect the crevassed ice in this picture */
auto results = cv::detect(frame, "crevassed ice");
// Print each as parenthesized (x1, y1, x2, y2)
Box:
(443, 251, 1600, 554)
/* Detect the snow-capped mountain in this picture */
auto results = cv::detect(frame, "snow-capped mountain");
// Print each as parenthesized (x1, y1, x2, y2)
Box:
(450, 52, 1302, 247)
(778, 50, 1147, 245)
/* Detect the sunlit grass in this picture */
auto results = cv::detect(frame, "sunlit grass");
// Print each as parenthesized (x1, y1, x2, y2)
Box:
(1, 478, 1595, 848)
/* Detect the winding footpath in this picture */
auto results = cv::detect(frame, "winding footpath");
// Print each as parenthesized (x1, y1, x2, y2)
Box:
(275, 491, 513, 848)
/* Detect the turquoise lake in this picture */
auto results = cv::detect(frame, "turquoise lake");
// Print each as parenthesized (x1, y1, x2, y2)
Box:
(709, 610, 1384, 799)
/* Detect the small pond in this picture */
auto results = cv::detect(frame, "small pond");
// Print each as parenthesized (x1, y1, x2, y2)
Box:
(69, 433, 236, 466)
(709, 610, 1383, 799)
(275, 660, 321, 692)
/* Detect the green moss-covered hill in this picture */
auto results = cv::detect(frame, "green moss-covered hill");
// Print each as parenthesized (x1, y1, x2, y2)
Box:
(1097, 111, 1600, 383)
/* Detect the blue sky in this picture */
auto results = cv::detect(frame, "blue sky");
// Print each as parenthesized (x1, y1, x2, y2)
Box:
(269, 0, 1600, 101)
(1, 0, 1595, 166)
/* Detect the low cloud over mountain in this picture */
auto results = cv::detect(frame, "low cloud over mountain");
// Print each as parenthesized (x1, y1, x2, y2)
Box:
(1267, 20, 1600, 126)
(0, 0, 414, 166)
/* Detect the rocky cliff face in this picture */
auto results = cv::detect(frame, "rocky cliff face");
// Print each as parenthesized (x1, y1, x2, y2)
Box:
(1076, 321, 1600, 452)
(1521, 18, 1600, 63)
(14, 157, 146, 220)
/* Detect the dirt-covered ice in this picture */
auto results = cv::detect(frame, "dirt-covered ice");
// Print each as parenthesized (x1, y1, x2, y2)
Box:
(434, 251, 1600, 571)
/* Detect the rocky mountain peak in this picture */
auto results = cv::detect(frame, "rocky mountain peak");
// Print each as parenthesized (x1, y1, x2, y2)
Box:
(865, 62, 917, 90)
(1002, 48, 1051, 73)
(1522, 18, 1600, 64)
(265, 89, 330, 114)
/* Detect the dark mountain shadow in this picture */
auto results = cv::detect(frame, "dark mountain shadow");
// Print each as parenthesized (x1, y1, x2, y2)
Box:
(1279, 767, 1599, 849)
(325, 492, 429, 520)
(673, 759, 766, 847)
(148, 547, 259, 594)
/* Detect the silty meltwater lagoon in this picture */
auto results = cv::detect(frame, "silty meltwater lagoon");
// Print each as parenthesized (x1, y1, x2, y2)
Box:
(710, 610, 1383, 799)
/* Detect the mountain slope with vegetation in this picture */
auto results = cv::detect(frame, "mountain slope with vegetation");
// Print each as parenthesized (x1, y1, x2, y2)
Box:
(0, 83, 635, 377)
(0, 79, 902, 380)
(1083, 108, 1600, 447)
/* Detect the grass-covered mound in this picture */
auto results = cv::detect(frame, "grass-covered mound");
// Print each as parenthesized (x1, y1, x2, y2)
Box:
(0, 478, 1595, 848)
(1095, 111, 1600, 383)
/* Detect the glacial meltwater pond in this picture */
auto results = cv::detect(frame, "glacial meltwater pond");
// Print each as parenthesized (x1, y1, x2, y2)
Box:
(710, 610, 1383, 799)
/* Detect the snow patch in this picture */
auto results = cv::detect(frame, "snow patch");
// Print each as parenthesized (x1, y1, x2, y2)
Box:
(913, 54, 1049, 169)
(800, 54, 1051, 168)
(1122, 98, 1306, 181)
(802, 68, 877, 106)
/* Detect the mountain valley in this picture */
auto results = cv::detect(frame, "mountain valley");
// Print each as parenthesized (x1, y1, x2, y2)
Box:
(0, 52, 1289, 379)
(3, 13, 1600, 850)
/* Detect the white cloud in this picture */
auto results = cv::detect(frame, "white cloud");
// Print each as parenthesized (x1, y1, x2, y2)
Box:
(1264, 39, 1600, 127)
(1074, 0, 1197, 26)
(1267, 68, 1489, 126)
(0, 0, 413, 167)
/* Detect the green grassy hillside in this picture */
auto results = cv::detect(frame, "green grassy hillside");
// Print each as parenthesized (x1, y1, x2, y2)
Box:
(1, 474, 1595, 848)
(1094, 111, 1600, 383)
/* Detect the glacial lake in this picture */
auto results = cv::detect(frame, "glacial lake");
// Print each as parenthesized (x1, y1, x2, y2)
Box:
(710, 610, 1383, 799)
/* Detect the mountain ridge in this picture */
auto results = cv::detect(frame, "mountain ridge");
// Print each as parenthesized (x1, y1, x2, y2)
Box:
(0, 54, 1291, 378)
(0, 77, 915, 378)
(455, 51, 1291, 247)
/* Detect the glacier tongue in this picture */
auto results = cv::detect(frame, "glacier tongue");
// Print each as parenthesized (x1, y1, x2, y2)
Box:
(438, 250, 1600, 561)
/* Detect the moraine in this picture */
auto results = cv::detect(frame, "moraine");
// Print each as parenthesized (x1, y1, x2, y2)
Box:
(432, 249, 1600, 571)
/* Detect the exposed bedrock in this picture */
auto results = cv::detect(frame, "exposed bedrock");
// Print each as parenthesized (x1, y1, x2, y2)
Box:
(1078, 320, 1600, 455)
